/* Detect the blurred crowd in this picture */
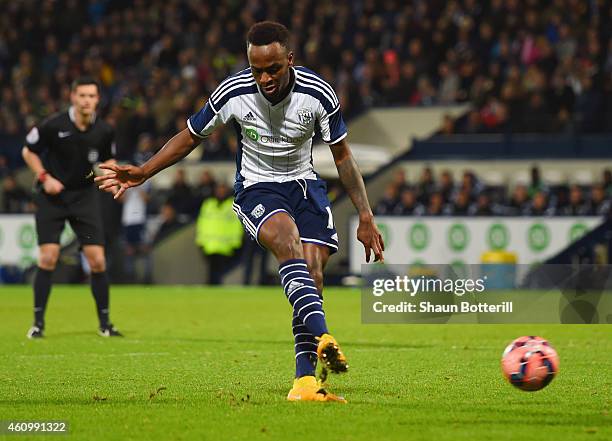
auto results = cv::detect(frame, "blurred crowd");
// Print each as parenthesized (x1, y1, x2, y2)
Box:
(12, 161, 608, 230)
(0, 164, 246, 283)
(1, 0, 612, 173)
(375, 166, 612, 217)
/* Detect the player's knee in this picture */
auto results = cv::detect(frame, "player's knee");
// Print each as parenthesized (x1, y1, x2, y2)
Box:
(87, 255, 106, 272)
(38, 252, 59, 270)
(270, 234, 303, 260)
(281, 236, 303, 258)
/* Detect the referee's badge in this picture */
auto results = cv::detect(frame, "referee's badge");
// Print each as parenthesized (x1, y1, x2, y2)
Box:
(297, 108, 313, 126)
(87, 149, 99, 163)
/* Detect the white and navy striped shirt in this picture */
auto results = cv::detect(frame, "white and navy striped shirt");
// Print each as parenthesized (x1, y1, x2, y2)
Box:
(187, 66, 347, 193)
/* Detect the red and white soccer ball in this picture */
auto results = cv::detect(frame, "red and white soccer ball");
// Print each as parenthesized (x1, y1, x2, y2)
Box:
(501, 336, 559, 391)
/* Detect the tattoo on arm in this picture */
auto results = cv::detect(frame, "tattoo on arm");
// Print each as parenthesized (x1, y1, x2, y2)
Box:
(335, 152, 373, 218)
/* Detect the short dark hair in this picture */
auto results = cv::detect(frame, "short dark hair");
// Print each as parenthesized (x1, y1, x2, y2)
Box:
(246, 21, 290, 49)
(71, 76, 100, 92)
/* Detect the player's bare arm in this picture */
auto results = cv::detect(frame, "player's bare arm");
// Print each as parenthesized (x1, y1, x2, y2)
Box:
(96, 128, 200, 199)
(22, 146, 64, 195)
(330, 139, 385, 263)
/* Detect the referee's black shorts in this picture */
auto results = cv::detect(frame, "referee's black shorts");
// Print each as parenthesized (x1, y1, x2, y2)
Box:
(34, 185, 104, 246)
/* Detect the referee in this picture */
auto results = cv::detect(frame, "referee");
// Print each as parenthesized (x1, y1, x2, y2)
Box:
(22, 77, 122, 338)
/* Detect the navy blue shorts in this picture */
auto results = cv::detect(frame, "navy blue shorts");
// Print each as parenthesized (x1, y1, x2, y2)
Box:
(233, 179, 338, 254)
(124, 224, 145, 246)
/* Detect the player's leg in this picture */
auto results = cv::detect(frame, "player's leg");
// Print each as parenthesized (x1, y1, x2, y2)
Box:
(301, 243, 327, 372)
(259, 212, 329, 338)
(81, 244, 121, 336)
(37, 244, 61, 270)
(247, 211, 323, 369)
(28, 192, 66, 338)
(233, 184, 327, 335)
(288, 243, 330, 376)
(27, 243, 61, 338)
(69, 188, 121, 336)
(295, 178, 347, 374)
(259, 214, 345, 402)
(260, 215, 346, 376)
(303, 242, 330, 294)
(233, 184, 345, 402)
(301, 245, 347, 375)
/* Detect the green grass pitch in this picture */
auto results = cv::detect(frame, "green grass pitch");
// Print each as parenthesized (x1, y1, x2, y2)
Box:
(0, 285, 610, 440)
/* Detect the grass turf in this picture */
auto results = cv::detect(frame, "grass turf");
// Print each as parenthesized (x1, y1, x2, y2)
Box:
(0, 285, 610, 441)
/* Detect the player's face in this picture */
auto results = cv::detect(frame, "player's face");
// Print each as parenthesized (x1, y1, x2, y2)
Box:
(247, 42, 293, 100)
(70, 84, 100, 117)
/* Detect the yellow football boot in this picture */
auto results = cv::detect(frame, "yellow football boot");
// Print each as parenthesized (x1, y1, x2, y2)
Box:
(316, 333, 348, 373)
(286, 375, 346, 403)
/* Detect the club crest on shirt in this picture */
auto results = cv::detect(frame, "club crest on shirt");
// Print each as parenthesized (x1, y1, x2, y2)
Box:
(87, 149, 99, 163)
(297, 108, 313, 126)
(251, 203, 265, 219)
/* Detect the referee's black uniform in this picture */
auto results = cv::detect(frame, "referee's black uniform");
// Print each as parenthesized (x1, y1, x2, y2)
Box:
(25, 106, 121, 338)
(26, 108, 114, 245)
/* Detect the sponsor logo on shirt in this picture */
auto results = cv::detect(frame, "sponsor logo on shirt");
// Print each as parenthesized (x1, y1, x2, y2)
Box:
(260, 133, 309, 144)
(245, 127, 259, 141)
(244, 127, 308, 144)
(58, 131, 72, 138)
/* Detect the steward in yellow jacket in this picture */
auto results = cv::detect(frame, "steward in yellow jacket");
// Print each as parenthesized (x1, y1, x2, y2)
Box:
(195, 182, 243, 284)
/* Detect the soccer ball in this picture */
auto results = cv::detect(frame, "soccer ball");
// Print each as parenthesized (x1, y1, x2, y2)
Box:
(501, 336, 559, 391)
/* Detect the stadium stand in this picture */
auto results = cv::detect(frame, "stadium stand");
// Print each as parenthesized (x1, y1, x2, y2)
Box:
(1, 0, 611, 172)
(1, 0, 611, 283)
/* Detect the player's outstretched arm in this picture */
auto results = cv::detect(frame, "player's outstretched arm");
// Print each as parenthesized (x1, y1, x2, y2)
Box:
(96, 128, 200, 199)
(330, 139, 385, 263)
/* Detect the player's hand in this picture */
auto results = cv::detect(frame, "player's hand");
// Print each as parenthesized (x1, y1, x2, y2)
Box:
(43, 175, 64, 195)
(95, 163, 147, 199)
(357, 214, 385, 263)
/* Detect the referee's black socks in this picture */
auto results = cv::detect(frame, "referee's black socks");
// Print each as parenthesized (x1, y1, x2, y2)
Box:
(90, 271, 110, 328)
(33, 267, 53, 327)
